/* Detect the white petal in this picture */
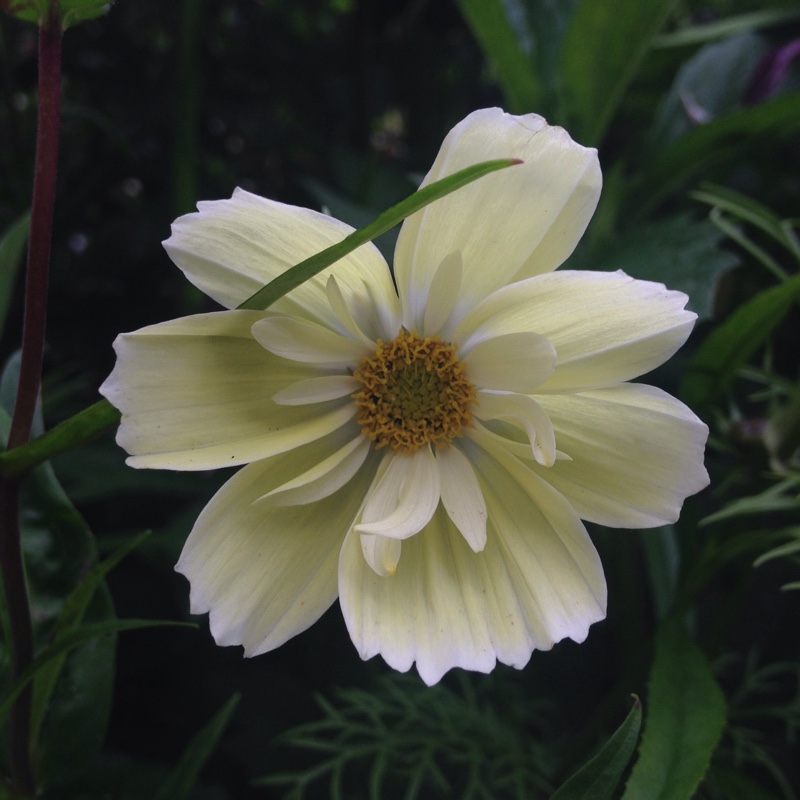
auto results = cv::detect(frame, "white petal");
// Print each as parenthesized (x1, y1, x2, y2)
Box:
(422, 253, 462, 338)
(394, 109, 601, 330)
(360, 534, 402, 577)
(535, 384, 709, 527)
(436, 444, 487, 552)
(326, 275, 376, 347)
(455, 270, 696, 392)
(251, 315, 370, 365)
(461, 332, 556, 393)
(175, 433, 380, 655)
(354, 448, 441, 539)
(475, 391, 556, 467)
(99, 311, 356, 470)
(339, 436, 606, 685)
(272, 375, 360, 406)
(259, 435, 371, 507)
(164, 187, 400, 339)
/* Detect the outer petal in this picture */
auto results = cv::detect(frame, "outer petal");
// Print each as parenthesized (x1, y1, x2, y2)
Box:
(534, 384, 710, 528)
(339, 435, 606, 685)
(394, 108, 601, 330)
(176, 432, 381, 656)
(100, 311, 356, 470)
(454, 270, 696, 392)
(164, 187, 401, 339)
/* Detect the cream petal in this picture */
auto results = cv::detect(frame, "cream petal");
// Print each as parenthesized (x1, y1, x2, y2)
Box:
(455, 270, 696, 392)
(475, 391, 556, 467)
(326, 275, 376, 347)
(339, 435, 606, 685)
(360, 534, 402, 577)
(175, 433, 380, 656)
(465, 432, 607, 651)
(422, 253, 463, 338)
(164, 187, 400, 339)
(354, 448, 441, 539)
(259, 435, 371, 507)
(436, 444, 487, 552)
(394, 109, 601, 330)
(272, 375, 360, 406)
(100, 311, 357, 470)
(461, 332, 556, 393)
(251, 315, 371, 365)
(534, 384, 710, 527)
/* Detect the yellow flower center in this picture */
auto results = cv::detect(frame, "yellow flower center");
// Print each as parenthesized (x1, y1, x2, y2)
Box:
(351, 330, 476, 454)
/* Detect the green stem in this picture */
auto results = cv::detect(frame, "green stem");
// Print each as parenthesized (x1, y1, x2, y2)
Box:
(0, 400, 120, 479)
(0, 5, 62, 795)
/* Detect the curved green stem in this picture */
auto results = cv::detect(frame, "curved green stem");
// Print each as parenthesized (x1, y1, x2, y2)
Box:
(0, 400, 120, 479)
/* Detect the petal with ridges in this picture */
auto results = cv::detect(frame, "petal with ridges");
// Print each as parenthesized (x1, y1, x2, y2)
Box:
(455, 270, 695, 392)
(252, 315, 371, 365)
(354, 447, 441, 539)
(461, 332, 556, 393)
(176, 433, 380, 656)
(394, 109, 600, 330)
(339, 434, 605, 685)
(99, 311, 356, 470)
(164, 187, 399, 339)
(423, 253, 462, 338)
(534, 384, 709, 527)
(272, 375, 360, 406)
(437, 444, 487, 552)
(360, 534, 402, 577)
(326, 275, 377, 347)
(259, 435, 371, 507)
(475, 391, 556, 467)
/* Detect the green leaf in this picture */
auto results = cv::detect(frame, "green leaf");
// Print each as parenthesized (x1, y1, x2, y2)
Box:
(653, 7, 800, 47)
(237, 158, 522, 311)
(30, 530, 151, 745)
(551, 697, 642, 800)
(0, 0, 45, 23)
(60, 0, 112, 26)
(622, 620, 726, 800)
(0, 0, 111, 24)
(0, 214, 29, 340)
(681, 273, 800, 409)
(0, 619, 194, 727)
(643, 93, 800, 204)
(560, 0, 678, 144)
(647, 33, 769, 151)
(584, 215, 738, 320)
(691, 183, 800, 264)
(153, 693, 241, 800)
(454, 0, 543, 112)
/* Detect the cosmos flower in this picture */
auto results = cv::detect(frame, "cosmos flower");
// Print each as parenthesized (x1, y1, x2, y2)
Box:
(100, 108, 709, 685)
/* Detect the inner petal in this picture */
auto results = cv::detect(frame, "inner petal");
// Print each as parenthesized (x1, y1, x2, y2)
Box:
(252, 315, 370, 365)
(460, 332, 556, 394)
(354, 448, 441, 540)
(475, 390, 556, 467)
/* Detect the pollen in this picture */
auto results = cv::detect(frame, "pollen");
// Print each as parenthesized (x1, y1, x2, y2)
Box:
(351, 330, 476, 454)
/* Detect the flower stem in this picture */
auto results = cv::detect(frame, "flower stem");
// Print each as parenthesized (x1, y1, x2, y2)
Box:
(0, 399, 120, 479)
(0, 5, 62, 795)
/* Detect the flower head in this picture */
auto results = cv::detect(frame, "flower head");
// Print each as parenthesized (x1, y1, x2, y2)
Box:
(100, 109, 709, 685)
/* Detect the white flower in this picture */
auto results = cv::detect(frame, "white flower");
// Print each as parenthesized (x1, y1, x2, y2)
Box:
(100, 108, 709, 685)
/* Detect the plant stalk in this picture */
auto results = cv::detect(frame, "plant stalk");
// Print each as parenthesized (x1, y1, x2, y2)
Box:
(0, 4, 63, 795)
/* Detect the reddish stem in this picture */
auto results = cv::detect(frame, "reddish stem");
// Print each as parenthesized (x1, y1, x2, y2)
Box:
(0, 4, 62, 795)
